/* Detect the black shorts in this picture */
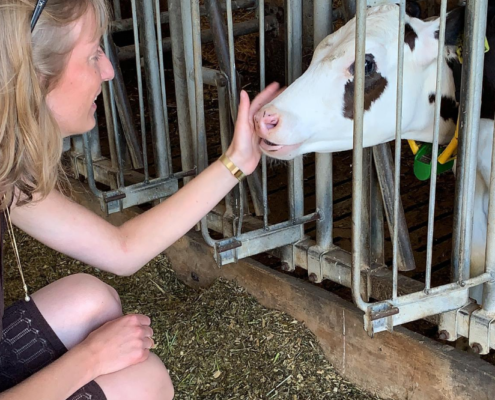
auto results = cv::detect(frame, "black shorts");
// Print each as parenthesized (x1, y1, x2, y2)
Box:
(0, 299, 106, 400)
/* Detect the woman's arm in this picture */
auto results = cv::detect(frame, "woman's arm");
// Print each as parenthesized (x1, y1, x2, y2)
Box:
(10, 85, 281, 276)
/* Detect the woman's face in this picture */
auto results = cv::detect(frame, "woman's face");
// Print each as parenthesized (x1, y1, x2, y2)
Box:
(46, 10, 114, 137)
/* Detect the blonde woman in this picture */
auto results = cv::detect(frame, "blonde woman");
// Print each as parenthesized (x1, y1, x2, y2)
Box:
(0, 1, 280, 399)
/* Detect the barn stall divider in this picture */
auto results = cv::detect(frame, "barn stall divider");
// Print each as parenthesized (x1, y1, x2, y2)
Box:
(68, 0, 495, 397)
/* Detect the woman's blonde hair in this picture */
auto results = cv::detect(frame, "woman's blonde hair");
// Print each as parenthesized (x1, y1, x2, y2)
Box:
(0, 0, 109, 210)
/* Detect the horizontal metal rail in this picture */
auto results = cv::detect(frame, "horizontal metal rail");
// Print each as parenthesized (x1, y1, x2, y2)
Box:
(118, 16, 279, 61)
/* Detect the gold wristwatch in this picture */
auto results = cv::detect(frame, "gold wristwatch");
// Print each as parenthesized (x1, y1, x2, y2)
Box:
(218, 154, 245, 182)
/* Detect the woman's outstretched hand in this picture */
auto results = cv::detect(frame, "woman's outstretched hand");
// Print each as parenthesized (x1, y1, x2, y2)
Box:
(226, 82, 284, 175)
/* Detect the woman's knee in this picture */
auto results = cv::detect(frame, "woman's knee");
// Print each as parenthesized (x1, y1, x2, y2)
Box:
(96, 353, 174, 400)
(32, 273, 122, 348)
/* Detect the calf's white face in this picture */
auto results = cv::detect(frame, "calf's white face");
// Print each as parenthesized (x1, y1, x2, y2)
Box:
(255, 5, 461, 160)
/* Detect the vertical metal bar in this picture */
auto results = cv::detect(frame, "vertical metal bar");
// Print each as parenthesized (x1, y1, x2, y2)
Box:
(373, 144, 416, 271)
(191, 0, 215, 247)
(138, 0, 169, 178)
(155, 0, 173, 173)
(167, 0, 195, 179)
(101, 83, 118, 169)
(259, 0, 266, 90)
(314, 0, 333, 250)
(351, 0, 369, 311)
(287, 0, 304, 222)
(391, 0, 406, 300)
(103, 33, 125, 189)
(226, 0, 239, 119)
(191, 0, 207, 173)
(425, 0, 448, 292)
(482, 122, 495, 311)
(88, 118, 102, 160)
(181, 0, 198, 161)
(130, 0, 149, 181)
(113, 0, 122, 21)
(451, 0, 488, 283)
(82, 133, 104, 199)
(226, 0, 248, 234)
(218, 83, 236, 221)
(259, 0, 269, 229)
(370, 153, 385, 265)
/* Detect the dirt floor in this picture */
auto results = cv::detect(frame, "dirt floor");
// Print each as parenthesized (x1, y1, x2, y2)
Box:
(3, 229, 383, 400)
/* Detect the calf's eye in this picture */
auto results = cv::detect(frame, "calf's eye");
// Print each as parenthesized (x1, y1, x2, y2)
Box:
(349, 54, 376, 77)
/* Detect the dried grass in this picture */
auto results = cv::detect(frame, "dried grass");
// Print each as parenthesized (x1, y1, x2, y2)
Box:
(4, 229, 382, 399)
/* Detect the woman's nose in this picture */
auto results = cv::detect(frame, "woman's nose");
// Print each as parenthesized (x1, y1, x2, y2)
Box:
(100, 53, 115, 82)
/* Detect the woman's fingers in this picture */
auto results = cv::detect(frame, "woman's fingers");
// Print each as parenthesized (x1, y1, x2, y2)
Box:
(248, 82, 283, 120)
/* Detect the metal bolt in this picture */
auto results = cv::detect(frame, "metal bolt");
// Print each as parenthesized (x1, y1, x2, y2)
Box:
(471, 343, 483, 354)
(438, 330, 450, 341)
(280, 262, 291, 272)
(308, 273, 318, 283)
(460, 280, 466, 287)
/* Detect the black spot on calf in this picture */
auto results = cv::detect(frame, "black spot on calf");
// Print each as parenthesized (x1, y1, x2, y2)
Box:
(405, 24, 418, 51)
(428, 94, 458, 122)
(343, 69, 388, 120)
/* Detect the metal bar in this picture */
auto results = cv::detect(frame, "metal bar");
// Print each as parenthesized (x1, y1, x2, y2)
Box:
(205, 0, 240, 102)
(286, 0, 304, 223)
(130, 0, 149, 181)
(373, 145, 415, 271)
(366, 276, 489, 335)
(103, 176, 180, 215)
(314, 0, 333, 250)
(155, 0, 173, 174)
(117, 16, 279, 62)
(181, 0, 198, 164)
(392, 0, 406, 300)
(215, 211, 320, 265)
(451, 0, 489, 283)
(138, 0, 169, 178)
(167, 0, 195, 180)
(191, 0, 216, 247)
(483, 123, 495, 311)
(259, 0, 269, 229)
(370, 152, 385, 265)
(82, 134, 104, 199)
(425, 0, 448, 291)
(110, 1, 257, 33)
(103, 33, 125, 189)
(101, 82, 118, 169)
(218, 84, 238, 227)
(259, 0, 266, 90)
(88, 120, 102, 160)
(106, 35, 143, 169)
(113, 0, 122, 21)
(351, 0, 370, 312)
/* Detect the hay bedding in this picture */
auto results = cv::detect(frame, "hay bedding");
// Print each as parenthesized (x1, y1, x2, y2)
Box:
(3, 229, 382, 400)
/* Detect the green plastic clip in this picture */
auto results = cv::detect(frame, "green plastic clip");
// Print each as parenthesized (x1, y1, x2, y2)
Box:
(413, 144, 455, 181)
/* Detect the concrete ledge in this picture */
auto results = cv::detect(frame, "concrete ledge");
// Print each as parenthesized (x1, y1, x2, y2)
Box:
(71, 179, 495, 400)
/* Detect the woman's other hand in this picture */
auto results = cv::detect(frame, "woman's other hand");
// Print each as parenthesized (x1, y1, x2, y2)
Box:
(78, 314, 154, 378)
(226, 82, 283, 175)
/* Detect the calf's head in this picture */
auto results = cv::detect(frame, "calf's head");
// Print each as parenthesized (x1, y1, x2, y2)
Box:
(255, 5, 464, 160)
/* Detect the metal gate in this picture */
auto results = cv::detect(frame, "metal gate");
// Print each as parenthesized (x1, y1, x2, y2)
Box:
(72, 0, 495, 355)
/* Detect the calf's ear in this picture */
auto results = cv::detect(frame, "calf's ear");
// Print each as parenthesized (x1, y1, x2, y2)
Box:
(405, 1, 422, 19)
(443, 6, 465, 46)
(411, 6, 465, 66)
